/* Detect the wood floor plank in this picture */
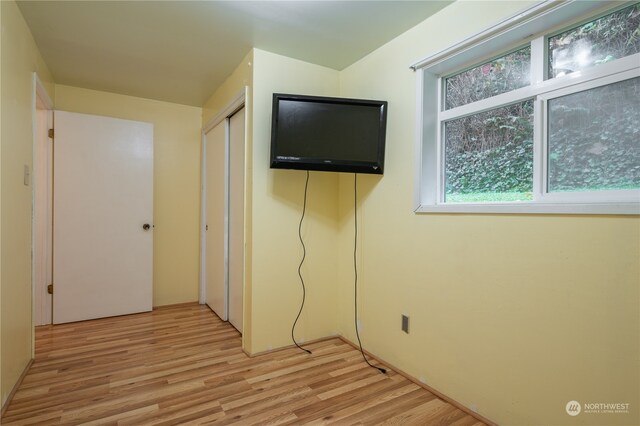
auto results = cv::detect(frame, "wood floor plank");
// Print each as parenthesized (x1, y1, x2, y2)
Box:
(292, 379, 415, 423)
(378, 398, 456, 425)
(1, 303, 489, 425)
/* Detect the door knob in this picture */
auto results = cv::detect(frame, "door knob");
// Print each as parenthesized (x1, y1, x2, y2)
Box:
(143, 223, 151, 231)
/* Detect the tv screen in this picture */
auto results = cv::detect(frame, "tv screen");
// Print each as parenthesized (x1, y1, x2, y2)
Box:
(270, 93, 387, 174)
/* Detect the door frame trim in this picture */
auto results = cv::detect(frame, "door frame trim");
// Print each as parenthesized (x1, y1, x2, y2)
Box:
(31, 72, 54, 350)
(199, 88, 246, 308)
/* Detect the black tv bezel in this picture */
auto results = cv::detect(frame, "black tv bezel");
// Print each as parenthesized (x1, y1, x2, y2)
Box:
(270, 93, 387, 175)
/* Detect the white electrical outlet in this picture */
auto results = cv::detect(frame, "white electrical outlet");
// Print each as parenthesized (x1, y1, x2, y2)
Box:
(401, 314, 409, 333)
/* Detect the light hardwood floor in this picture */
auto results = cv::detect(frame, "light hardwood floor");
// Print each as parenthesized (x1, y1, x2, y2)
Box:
(2, 303, 487, 425)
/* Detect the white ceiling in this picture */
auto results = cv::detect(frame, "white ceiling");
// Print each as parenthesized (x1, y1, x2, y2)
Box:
(17, 1, 451, 106)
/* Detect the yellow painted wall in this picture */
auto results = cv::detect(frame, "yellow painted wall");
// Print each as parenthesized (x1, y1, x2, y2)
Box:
(54, 85, 202, 307)
(1, 1, 4, 408)
(1, 1, 3, 407)
(0, 0, 55, 407)
(248, 49, 341, 354)
(201, 49, 341, 354)
(337, 1, 640, 425)
(202, 50, 253, 125)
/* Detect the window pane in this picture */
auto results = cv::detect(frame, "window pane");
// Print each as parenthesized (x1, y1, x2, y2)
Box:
(548, 77, 640, 193)
(549, 3, 640, 78)
(445, 100, 534, 203)
(445, 47, 531, 110)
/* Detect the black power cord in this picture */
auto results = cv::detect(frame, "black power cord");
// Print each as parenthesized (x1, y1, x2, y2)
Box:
(292, 170, 312, 354)
(353, 174, 386, 374)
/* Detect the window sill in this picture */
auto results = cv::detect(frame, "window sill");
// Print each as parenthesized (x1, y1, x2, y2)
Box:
(415, 202, 640, 215)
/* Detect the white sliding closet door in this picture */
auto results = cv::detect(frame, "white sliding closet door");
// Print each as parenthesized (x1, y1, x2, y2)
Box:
(205, 121, 227, 320)
(228, 107, 245, 333)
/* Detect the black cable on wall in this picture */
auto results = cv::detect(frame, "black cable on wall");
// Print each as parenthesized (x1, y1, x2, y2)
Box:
(353, 174, 386, 374)
(292, 170, 311, 354)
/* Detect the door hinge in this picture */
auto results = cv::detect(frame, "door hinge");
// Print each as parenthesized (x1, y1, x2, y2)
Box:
(47, 284, 53, 294)
(206, 224, 209, 231)
(48, 128, 54, 139)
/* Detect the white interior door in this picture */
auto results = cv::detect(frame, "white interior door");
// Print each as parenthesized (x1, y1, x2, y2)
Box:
(205, 121, 227, 320)
(228, 107, 245, 333)
(53, 111, 153, 324)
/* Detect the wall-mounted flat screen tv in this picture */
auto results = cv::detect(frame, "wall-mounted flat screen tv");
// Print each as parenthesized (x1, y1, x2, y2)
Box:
(270, 93, 387, 174)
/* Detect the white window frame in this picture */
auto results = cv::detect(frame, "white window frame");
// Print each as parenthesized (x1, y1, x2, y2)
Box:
(413, 0, 640, 215)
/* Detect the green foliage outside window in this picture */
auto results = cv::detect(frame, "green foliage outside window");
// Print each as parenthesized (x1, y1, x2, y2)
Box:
(443, 3, 640, 203)
(549, 3, 640, 77)
(548, 77, 640, 192)
(445, 101, 534, 202)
